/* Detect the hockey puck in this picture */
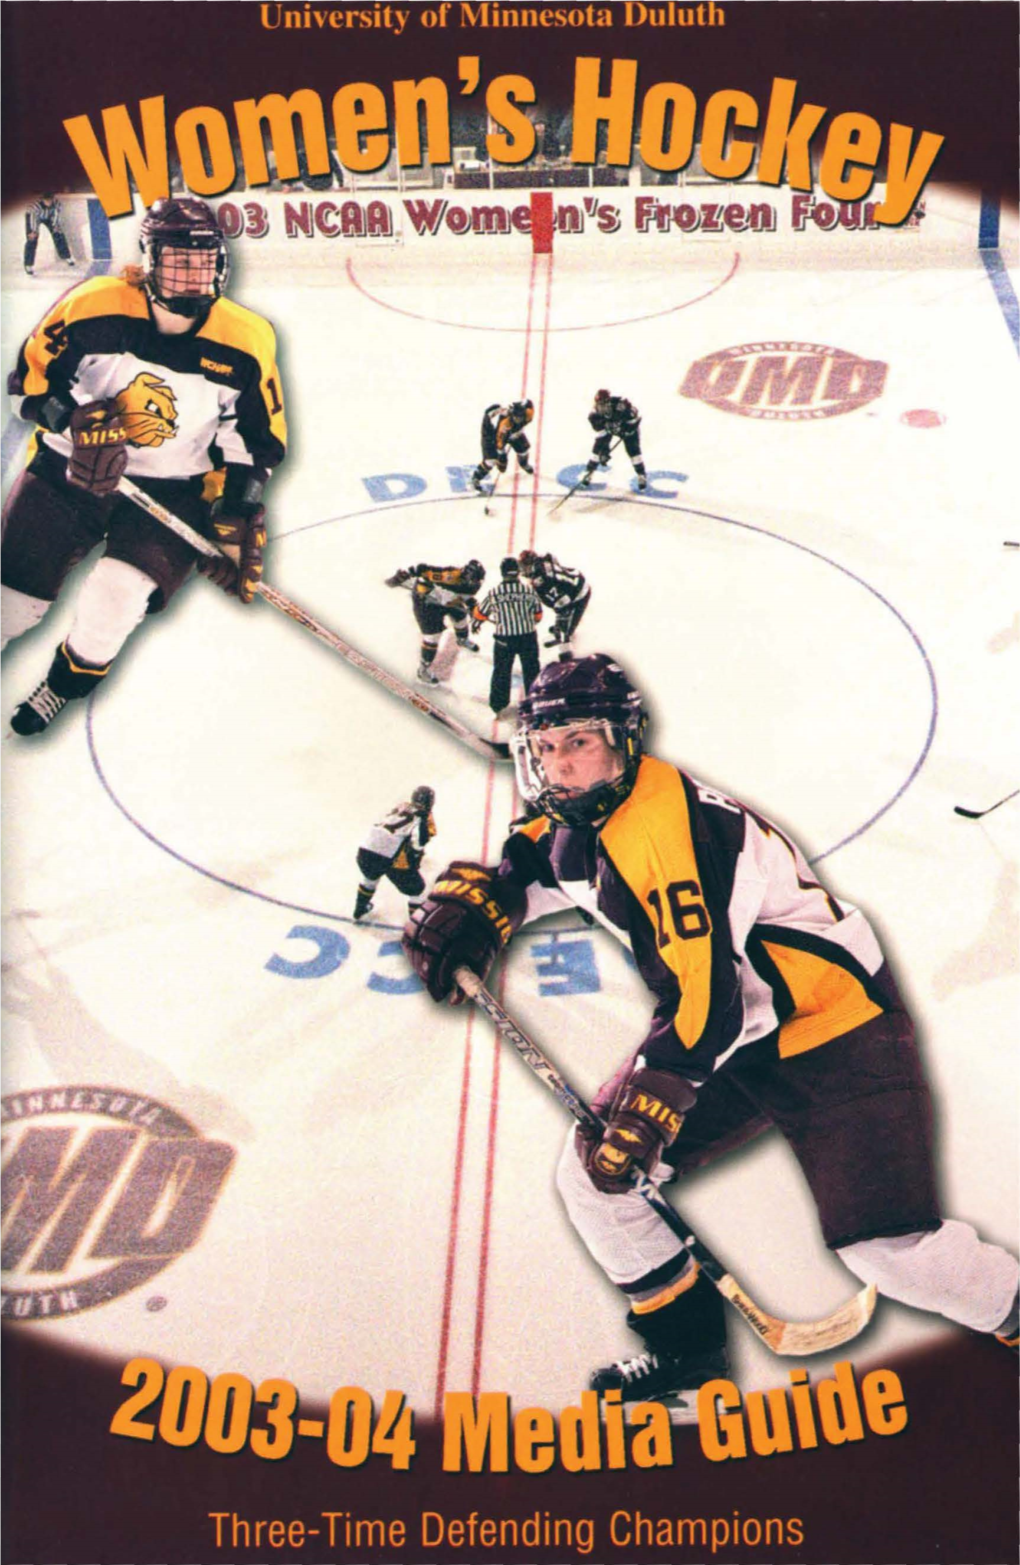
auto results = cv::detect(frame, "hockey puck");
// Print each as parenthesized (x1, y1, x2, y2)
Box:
(1004, 541, 1019, 549)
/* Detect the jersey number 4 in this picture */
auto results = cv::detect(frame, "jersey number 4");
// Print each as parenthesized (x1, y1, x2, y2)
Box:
(647, 881, 710, 944)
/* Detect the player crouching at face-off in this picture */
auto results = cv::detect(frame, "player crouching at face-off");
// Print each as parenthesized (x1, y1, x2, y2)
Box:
(471, 399, 535, 493)
(404, 651, 1019, 1406)
(2, 198, 286, 735)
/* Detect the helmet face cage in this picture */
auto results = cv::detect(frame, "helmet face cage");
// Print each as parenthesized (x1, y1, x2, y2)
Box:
(411, 785, 435, 814)
(513, 653, 648, 825)
(141, 201, 229, 317)
(462, 559, 485, 588)
(594, 389, 611, 412)
(509, 400, 534, 426)
(511, 717, 644, 827)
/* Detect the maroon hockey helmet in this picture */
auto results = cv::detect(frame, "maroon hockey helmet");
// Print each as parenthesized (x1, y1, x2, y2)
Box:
(594, 388, 612, 413)
(140, 198, 229, 318)
(512, 652, 648, 825)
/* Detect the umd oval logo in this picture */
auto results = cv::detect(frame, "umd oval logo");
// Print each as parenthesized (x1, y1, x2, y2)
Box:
(1, 1087, 234, 1319)
(680, 341, 888, 421)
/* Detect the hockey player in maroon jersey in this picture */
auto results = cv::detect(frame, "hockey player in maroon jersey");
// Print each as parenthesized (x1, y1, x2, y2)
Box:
(2, 199, 286, 735)
(386, 558, 485, 686)
(471, 399, 535, 493)
(354, 786, 437, 922)
(580, 389, 647, 491)
(404, 652, 1019, 1405)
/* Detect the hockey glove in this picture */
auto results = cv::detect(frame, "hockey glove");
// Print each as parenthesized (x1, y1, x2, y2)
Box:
(581, 1067, 694, 1195)
(386, 569, 411, 587)
(200, 503, 267, 603)
(402, 861, 514, 1003)
(66, 400, 129, 496)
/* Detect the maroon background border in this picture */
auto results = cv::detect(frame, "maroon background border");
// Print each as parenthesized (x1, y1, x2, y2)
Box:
(2, 2, 1017, 204)
(3, 1328, 1018, 1565)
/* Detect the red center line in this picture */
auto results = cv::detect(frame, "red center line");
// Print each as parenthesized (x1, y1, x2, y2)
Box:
(432, 248, 547, 1413)
(471, 247, 555, 1395)
(506, 250, 540, 558)
(431, 746, 500, 1419)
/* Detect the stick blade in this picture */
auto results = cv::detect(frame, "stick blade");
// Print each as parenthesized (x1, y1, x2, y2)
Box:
(719, 1278, 877, 1355)
(770, 1284, 878, 1355)
(953, 806, 983, 818)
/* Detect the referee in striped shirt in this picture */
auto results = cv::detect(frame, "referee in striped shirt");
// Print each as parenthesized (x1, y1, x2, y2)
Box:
(476, 557, 543, 715)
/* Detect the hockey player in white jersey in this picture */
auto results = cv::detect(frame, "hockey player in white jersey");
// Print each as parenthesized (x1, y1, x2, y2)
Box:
(2, 198, 286, 735)
(404, 652, 1019, 1404)
(519, 549, 591, 647)
(354, 786, 437, 922)
(580, 390, 647, 491)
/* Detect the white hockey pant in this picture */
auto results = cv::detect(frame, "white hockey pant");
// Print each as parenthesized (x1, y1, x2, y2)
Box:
(558, 1131, 1018, 1333)
(65, 558, 155, 666)
(837, 1221, 1019, 1334)
(0, 586, 53, 650)
(556, 1129, 693, 1288)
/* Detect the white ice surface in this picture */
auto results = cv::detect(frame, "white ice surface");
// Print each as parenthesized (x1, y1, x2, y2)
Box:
(2, 226, 1017, 1414)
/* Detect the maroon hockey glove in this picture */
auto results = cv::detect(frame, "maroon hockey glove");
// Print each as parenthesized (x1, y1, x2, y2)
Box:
(66, 400, 129, 496)
(403, 862, 514, 1003)
(581, 1067, 694, 1195)
(199, 505, 267, 602)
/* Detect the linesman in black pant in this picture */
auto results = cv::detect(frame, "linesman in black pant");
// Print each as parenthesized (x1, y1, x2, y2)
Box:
(475, 557, 542, 716)
(24, 195, 76, 275)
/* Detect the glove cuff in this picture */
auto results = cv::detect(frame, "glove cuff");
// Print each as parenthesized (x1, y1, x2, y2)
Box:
(220, 465, 269, 518)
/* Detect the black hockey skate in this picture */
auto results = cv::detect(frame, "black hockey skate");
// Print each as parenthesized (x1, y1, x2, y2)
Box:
(590, 1345, 729, 1408)
(591, 1272, 729, 1418)
(353, 890, 374, 922)
(416, 664, 440, 686)
(456, 637, 480, 653)
(11, 680, 68, 735)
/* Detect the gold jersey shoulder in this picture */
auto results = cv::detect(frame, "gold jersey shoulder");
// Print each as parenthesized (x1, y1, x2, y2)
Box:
(200, 296, 278, 371)
(58, 274, 150, 326)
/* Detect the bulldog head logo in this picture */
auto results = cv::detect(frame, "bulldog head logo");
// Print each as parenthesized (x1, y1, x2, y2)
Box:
(114, 372, 178, 447)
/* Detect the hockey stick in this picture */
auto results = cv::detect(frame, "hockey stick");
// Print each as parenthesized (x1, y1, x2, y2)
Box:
(455, 967, 877, 1356)
(953, 787, 1019, 819)
(118, 478, 510, 764)
(549, 438, 621, 515)
(483, 465, 502, 517)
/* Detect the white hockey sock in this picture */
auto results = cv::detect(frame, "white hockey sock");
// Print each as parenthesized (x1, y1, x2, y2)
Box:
(1, 585, 53, 650)
(65, 558, 156, 666)
(555, 1128, 685, 1286)
(838, 1219, 1020, 1333)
